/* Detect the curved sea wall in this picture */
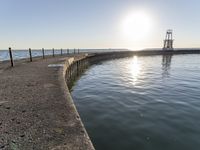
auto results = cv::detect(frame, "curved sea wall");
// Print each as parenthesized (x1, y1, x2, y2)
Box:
(1, 50, 199, 149)
(65, 49, 200, 91)
(59, 55, 95, 150)
(0, 54, 96, 150)
(64, 50, 200, 149)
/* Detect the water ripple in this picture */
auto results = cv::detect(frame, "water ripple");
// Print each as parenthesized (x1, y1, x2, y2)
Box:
(72, 55, 200, 150)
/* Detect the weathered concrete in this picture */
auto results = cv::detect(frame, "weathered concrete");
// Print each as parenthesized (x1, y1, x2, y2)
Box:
(0, 55, 94, 150)
(91, 50, 200, 58)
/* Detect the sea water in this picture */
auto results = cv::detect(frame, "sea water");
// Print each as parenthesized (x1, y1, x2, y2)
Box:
(71, 54, 200, 150)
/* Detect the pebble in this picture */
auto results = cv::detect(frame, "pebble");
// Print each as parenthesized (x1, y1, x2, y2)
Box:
(5, 107, 10, 110)
(20, 134, 25, 138)
(22, 110, 26, 113)
(0, 145, 5, 149)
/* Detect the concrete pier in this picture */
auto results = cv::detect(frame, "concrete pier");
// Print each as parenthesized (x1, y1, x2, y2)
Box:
(0, 49, 200, 149)
(0, 54, 94, 150)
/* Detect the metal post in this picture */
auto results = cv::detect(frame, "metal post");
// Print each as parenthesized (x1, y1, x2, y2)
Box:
(61, 48, 63, 55)
(53, 48, 55, 57)
(42, 48, 45, 59)
(29, 48, 32, 62)
(9, 47, 14, 67)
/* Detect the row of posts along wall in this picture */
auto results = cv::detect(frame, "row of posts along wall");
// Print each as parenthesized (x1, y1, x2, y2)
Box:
(65, 52, 137, 90)
(64, 50, 200, 91)
(6, 47, 81, 67)
(66, 57, 90, 90)
(65, 52, 140, 90)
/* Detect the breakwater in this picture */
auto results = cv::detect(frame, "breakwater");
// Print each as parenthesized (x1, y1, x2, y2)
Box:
(1, 49, 200, 149)
(90, 50, 200, 59)
(66, 56, 90, 90)
(65, 49, 200, 90)
(0, 55, 95, 150)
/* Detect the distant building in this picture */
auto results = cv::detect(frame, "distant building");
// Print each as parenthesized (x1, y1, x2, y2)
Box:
(163, 29, 174, 50)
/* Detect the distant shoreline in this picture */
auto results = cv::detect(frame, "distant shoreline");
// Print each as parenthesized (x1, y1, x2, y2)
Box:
(1, 49, 200, 62)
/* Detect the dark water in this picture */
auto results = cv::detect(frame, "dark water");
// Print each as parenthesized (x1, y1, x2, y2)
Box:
(71, 54, 200, 150)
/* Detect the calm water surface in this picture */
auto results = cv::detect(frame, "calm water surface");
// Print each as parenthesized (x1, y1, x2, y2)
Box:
(71, 54, 200, 150)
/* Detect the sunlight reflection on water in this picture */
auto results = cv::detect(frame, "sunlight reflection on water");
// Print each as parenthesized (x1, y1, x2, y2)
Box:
(129, 56, 141, 85)
(72, 54, 200, 150)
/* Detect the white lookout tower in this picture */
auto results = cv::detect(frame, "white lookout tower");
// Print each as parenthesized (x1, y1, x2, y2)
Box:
(163, 29, 174, 50)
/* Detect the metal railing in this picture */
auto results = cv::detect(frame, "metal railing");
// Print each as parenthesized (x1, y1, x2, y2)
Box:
(6, 48, 81, 67)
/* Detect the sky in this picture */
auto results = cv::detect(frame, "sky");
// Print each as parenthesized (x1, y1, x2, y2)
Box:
(0, 0, 200, 50)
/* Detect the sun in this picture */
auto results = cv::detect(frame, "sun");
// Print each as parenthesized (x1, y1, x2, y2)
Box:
(121, 10, 153, 41)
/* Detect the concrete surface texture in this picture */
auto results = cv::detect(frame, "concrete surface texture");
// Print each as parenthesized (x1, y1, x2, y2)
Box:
(0, 55, 94, 150)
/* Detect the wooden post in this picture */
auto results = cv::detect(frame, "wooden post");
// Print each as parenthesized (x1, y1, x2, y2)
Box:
(77, 61, 79, 76)
(67, 49, 69, 54)
(74, 48, 75, 54)
(42, 48, 45, 59)
(53, 48, 55, 57)
(78, 49, 80, 54)
(29, 48, 32, 62)
(69, 65, 71, 79)
(61, 48, 63, 55)
(80, 60, 82, 72)
(9, 47, 14, 67)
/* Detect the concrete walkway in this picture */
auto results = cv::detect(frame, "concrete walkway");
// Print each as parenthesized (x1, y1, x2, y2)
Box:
(0, 55, 94, 150)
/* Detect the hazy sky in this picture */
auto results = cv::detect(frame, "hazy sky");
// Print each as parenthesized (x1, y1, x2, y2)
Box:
(0, 0, 200, 50)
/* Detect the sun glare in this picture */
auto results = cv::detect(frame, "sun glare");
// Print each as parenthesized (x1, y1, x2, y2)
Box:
(130, 56, 141, 85)
(122, 11, 153, 41)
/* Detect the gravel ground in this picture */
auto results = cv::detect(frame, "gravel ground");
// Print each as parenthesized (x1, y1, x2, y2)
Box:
(0, 55, 94, 150)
